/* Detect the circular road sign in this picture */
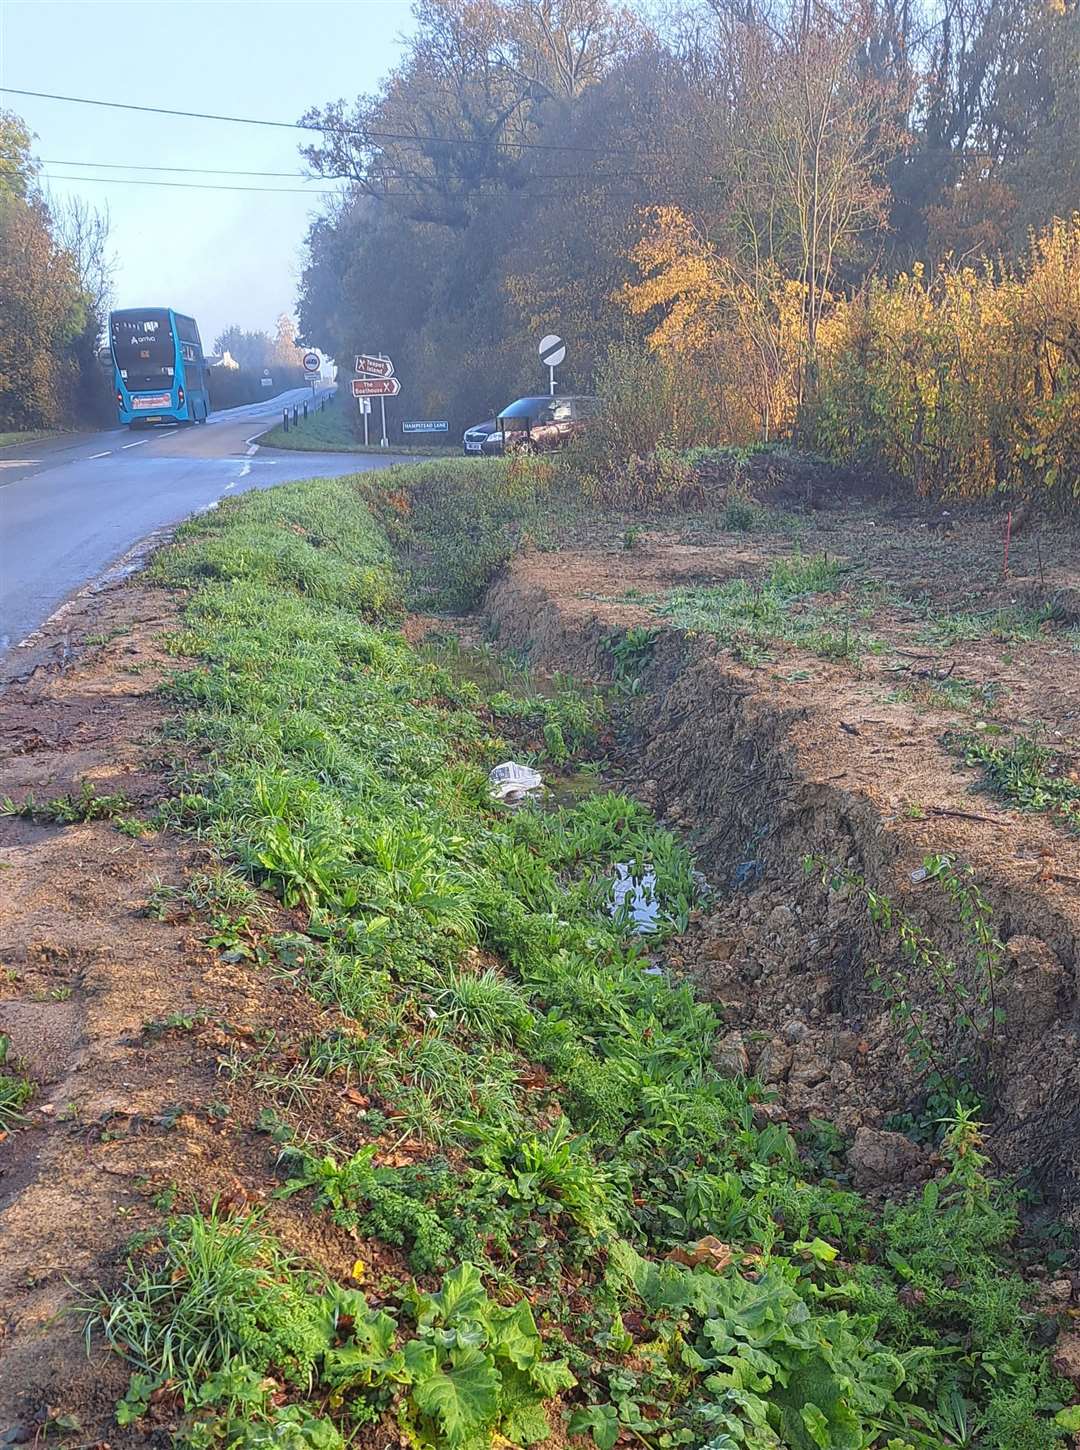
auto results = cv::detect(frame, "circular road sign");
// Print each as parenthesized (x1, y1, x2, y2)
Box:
(538, 334, 566, 368)
(303, 351, 320, 374)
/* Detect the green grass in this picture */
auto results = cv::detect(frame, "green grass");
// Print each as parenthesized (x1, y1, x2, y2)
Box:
(951, 730, 1080, 831)
(0, 1034, 33, 1129)
(919, 604, 1060, 646)
(891, 678, 1003, 714)
(362, 455, 559, 609)
(91, 474, 1070, 1446)
(652, 553, 880, 665)
(0, 428, 58, 449)
(0, 781, 133, 824)
(261, 399, 456, 455)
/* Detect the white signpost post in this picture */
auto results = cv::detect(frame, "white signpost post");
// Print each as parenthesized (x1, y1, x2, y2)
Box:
(357, 395, 372, 445)
(538, 334, 566, 396)
(355, 353, 397, 447)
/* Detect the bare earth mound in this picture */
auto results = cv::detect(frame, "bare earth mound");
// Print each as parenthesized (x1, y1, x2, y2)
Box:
(485, 499, 1080, 1195)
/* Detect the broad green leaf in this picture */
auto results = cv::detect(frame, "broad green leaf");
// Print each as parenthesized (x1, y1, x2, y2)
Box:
(502, 1399, 552, 1446)
(528, 1356, 577, 1397)
(800, 1404, 830, 1449)
(568, 1404, 619, 1450)
(411, 1346, 500, 1447)
(793, 1238, 838, 1263)
(425, 1262, 487, 1328)
(490, 1299, 541, 1370)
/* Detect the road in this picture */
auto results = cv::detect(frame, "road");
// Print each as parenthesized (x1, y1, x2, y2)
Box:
(0, 388, 404, 656)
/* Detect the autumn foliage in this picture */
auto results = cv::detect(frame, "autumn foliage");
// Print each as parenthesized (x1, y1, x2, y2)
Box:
(806, 216, 1080, 507)
(620, 206, 1080, 509)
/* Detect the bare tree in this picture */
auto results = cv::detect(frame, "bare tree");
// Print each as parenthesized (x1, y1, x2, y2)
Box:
(720, 4, 894, 384)
(51, 194, 113, 318)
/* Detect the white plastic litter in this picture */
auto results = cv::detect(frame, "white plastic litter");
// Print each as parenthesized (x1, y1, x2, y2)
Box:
(488, 761, 544, 803)
(611, 863, 660, 933)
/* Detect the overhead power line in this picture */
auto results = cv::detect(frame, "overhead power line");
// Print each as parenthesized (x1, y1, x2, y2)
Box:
(40, 170, 677, 202)
(42, 156, 669, 184)
(42, 157, 325, 180)
(2, 85, 644, 157)
(42, 172, 342, 196)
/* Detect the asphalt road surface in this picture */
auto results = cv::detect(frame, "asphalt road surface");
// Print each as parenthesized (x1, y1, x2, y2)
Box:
(0, 389, 405, 657)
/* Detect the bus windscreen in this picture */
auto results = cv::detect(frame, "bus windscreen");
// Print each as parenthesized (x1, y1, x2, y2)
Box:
(111, 311, 176, 389)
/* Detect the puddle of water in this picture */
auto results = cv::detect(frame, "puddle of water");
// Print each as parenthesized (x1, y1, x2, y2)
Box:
(424, 636, 561, 701)
(545, 768, 603, 808)
(611, 863, 660, 934)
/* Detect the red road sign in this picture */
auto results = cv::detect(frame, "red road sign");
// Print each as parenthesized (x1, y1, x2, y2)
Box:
(355, 354, 394, 379)
(352, 377, 401, 398)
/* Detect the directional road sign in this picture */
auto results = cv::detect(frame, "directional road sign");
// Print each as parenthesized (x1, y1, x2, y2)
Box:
(538, 334, 566, 368)
(302, 351, 320, 374)
(355, 354, 395, 379)
(352, 377, 401, 398)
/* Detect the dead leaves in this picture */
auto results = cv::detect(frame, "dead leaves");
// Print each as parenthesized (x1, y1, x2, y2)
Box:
(665, 1235, 734, 1273)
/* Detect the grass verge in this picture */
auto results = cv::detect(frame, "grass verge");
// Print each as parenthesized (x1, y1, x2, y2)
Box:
(261, 398, 457, 456)
(86, 469, 1072, 1447)
(0, 428, 59, 449)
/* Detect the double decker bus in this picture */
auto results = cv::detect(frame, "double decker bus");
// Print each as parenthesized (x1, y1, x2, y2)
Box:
(109, 307, 211, 426)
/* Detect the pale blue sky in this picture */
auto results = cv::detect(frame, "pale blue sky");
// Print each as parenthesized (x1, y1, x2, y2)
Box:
(0, 0, 412, 346)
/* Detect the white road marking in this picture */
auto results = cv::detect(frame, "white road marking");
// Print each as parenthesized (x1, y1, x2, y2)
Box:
(0, 459, 39, 468)
(121, 438, 149, 449)
(239, 461, 252, 478)
(89, 451, 111, 459)
(224, 480, 236, 491)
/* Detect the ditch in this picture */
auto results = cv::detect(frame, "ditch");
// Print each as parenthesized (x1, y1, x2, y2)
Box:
(0, 465, 1078, 1449)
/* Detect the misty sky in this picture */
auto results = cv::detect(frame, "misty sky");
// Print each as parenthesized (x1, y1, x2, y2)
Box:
(0, 0, 412, 349)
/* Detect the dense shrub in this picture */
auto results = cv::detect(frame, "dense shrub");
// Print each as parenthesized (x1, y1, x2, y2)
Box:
(805, 215, 1080, 509)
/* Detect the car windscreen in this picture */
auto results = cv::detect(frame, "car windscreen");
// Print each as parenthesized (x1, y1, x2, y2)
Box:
(498, 397, 551, 423)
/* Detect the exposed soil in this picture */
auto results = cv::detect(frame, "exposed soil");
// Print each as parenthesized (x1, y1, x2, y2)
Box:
(484, 492, 1080, 1197)
(0, 587, 400, 1442)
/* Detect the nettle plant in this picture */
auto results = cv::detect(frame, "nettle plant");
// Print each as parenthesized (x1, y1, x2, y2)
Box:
(807, 853, 1006, 1089)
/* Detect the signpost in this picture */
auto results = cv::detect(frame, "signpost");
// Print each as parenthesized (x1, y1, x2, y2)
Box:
(538, 334, 565, 396)
(358, 395, 371, 445)
(303, 351, 320, 403)
(354, 353, 398, 447)
(355, 354, 394, 380)
(402, 420, 449, 435)
(351, 377, 400, 398)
